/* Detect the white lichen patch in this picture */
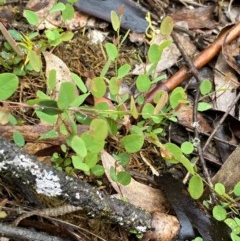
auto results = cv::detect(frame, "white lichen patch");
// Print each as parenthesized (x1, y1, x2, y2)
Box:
(0, 153, 63, 196)
(135, 225, 147, 233)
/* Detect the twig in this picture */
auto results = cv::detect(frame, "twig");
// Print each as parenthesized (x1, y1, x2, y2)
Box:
(0, 223, 70, 241)
(171, 31, 215, 196)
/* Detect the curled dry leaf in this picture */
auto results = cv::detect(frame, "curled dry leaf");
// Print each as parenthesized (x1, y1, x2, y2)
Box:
(101, 150, 168, 213)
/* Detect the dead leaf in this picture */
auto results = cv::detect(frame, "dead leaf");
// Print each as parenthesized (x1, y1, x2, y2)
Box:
(101, 150, 168, 213)
(212, 53, 238, 115)
(171, 5, 217, 29)
(43, 51, 78, 100)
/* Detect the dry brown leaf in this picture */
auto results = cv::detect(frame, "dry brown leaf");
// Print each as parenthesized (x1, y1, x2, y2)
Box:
(212, 53, 238, 115)
(101, 150, 168, 213)
(176, 104, 212, 133)
(171, 5, 217, 29)
(43, 51, 78, 100)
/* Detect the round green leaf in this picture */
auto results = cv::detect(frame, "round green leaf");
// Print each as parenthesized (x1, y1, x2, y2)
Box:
(213, 205, 227, 221)
(200, 79, 212, 95)
(233, 182, 240, 196)
(181, 141, 194, 155)
(160, 16, 174, 36)
(214, 183, 226, 196)
(117, 171, 131, 186)
(91, 164, 105, 177)
(0, 73, 19, 101)
(89, 118, 108, 140)
(90, 77, 106, 98)
(169, 87, 187, 109)
(121, 134, 144, 153)
(136, 74, 151, 92)
(188, 175, 204, 199)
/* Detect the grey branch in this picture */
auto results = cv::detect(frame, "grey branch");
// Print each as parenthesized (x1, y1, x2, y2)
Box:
(0, 136, 152, 233)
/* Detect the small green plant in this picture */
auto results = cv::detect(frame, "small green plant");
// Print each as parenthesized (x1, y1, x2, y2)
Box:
(211, 182, 240, 241)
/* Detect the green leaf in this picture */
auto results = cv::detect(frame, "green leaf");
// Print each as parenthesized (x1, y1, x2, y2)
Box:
(13, 131, 25, 147)
(200, 79, 212, 95)
(35, 110, 58, 124)
(117, 171, 131, 186)
(213, 205, 227, 221)
(136, 74, 151, 92)
(169, 87, 187, 109)
(71, 72, 88, 93)
(130, 96, 139, 119)
(50, 2, 66, 13)
(90, 77, 106, 98)
(70, 93, 89, 107)
(62, 3, 75, 20)
(115, 153, 130, 166)
(160, 16, 174, 36)
(39, 130, 58, 140)
(0, 73, 19, 101)
(81, 132, 105, 153)
(72, 155, 89, 172)
(233, 182, 240, 196)
(111, 11, 120, 31)
(110, 166, 118, 182)
(181, 141, 194, 155)
(117, 64, 131, 78)
(121, 134, 144, 153)
(109, 77, 120, 95)
(84, 152, 98, 169)
(89, 118, 108, 141)
(71, 136, 87, 157)
(47, 69, 56, 92)
(23, 10, 38, 26)
(163, 143, 182, 163)
(38, 100, 62, 115)
(231, 232, 240, 241)
(188, 175, 203, 199)
(214, 183, 226, 196)
(197, 102, 212, 111)
(91, 164, 105, 177)
(57, 82, 77, 109)
(148, 44, 162, 64)
(28, 50, 42, 72)
(142, 103, 154, 119)
(105, 43, 118, 61)
(180, 155, 195, 174)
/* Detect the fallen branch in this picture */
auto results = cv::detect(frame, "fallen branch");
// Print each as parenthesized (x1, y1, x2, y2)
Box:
(0, 136, 179, 241)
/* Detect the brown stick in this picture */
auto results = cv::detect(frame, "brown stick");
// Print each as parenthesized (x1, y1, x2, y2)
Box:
(144, 21, 240, 104)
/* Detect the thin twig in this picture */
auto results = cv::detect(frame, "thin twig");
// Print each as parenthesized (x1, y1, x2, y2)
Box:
(171, 31, 215, 199)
